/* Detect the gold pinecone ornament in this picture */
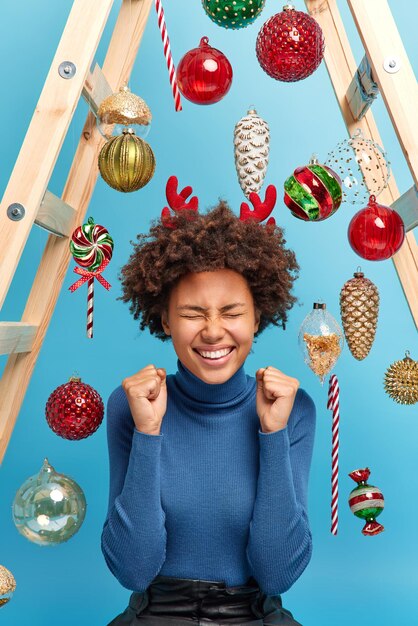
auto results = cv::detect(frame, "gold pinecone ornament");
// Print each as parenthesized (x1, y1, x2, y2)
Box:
(0, 564, 16, 607)
(234, 107, 270, 198)
(98, 128, 156, 192)
(339, 270, 379, 360)
(384, 351, 418, 405)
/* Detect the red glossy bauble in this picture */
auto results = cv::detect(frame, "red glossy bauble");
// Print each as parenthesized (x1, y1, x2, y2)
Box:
(256, 4, 324, 82)
(348, 195, 405, 261)
(176, 36, 233, 105)
(45, 376, 104, 440)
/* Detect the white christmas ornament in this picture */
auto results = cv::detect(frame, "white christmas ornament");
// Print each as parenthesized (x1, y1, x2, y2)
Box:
(234, 107, 270, 198)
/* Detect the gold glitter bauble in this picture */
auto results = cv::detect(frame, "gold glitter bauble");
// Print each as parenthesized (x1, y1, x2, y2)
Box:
(98, 129, 156, 193)
(340, 270, 379, 360)
(98, 85, 152, 127)
(384, 352, 418, 405)
(0, 565, 16, 607)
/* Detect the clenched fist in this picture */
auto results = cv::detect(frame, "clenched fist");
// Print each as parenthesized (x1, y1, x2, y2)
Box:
(122, 365, 167, 435)
(256, 366, 300, 434)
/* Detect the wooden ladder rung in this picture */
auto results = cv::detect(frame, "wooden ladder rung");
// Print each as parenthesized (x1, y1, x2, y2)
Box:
(82, 63, 113, 117)
(0, 323, 37, 355)
(392, 186, 418, 233)
(35, 191, 77, 238)
(346, 54, 379, 121)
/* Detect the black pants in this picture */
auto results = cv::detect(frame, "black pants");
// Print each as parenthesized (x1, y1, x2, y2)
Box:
(107, 575, 302, 625)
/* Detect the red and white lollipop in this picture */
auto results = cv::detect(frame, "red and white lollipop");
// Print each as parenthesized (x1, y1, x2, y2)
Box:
(69, 217, 113, 338)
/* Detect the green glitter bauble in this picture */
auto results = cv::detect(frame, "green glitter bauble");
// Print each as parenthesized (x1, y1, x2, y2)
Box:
(202, 0, 266, 29)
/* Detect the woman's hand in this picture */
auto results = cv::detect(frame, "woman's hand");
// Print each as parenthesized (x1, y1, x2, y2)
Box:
(256, 366, 300, 433)
(122, 365, 167, 435)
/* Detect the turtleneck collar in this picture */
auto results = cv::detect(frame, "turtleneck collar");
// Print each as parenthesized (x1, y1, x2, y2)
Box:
(174, 358, 251, 406)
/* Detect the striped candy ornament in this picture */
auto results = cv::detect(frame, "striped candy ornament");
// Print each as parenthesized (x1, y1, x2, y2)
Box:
(154, 0, 182, 112)
(348, 468, 385, 536)
(70, 217, 113, 271)
(284, 156, 342, 221)
(69, 218, 113, 339)
(327, 374, 340, 535)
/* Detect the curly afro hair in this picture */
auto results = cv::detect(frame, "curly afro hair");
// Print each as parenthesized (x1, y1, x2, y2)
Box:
(118, 201, 299, 341)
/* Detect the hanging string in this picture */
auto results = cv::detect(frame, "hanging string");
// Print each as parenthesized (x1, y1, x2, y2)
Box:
(154, 0, 182, 111)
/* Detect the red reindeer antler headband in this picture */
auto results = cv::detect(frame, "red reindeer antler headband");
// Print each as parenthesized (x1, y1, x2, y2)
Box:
(161, 176, 277, 228)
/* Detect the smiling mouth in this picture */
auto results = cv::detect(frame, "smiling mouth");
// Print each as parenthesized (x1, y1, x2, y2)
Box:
(193, 347, 235, 361)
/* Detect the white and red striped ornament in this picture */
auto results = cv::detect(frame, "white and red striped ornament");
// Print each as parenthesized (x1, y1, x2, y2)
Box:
(327, 374, 340, 535)
(348, 468, 385, 536)
(154, 0, 182, 112)
(69, 217, 113, 339)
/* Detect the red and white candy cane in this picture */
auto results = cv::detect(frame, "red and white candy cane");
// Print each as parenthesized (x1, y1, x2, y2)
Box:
(155, 0, 182, 112)
(69, 258, 112, 339)
(327, 374, 340, 535)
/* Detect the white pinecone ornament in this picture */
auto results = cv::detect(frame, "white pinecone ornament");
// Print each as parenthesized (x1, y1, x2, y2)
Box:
(234, 108, 270, 198)
(340, 270, 379, 360)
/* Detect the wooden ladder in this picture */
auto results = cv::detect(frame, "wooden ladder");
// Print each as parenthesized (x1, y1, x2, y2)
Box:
(305, 0, 418, 322)
(0, 0, 154, 464)
(0, 0, 417, 465)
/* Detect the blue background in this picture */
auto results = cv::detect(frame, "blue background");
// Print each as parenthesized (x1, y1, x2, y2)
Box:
(0, 1, 417, 624)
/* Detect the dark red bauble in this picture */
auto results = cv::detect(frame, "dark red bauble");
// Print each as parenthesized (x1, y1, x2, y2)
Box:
(348, 195, 405, 261)
(256, 4, 325, 82)
(45, 376, 104, 440)
(176, 36, 233, 105)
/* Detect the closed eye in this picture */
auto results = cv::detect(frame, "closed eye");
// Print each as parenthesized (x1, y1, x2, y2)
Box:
(180, 315, 204, 319)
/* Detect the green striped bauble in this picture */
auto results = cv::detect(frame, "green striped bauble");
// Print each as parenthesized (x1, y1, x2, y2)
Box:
(284, 157, 342, 221)
(202, 0, 266, 29)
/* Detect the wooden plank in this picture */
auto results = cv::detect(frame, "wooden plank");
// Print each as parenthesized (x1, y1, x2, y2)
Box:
(0, 323, 37, 355)
(0, 0, 115, 311)
(348, 0, 418, 188)
(35, 191, 77, 237)
(82, 63, 113, 117)
(392, 186, 418, 233)
(0, 0, 154, 463)
(305, 0, 418, 328)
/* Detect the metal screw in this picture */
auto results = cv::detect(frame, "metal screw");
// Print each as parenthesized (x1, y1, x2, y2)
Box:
(58, 61, 76, 79)
(383, 56, 401, 73)
(7, 203, 25, 221)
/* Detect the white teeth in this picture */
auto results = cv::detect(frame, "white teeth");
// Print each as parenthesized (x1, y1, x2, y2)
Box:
(198, 348, 232, 359)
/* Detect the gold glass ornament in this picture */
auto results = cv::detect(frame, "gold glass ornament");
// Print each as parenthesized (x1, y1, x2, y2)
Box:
(97, 85, 152, 140)
(298, 302, 344, 384)
(384, 351, 418, 405)
(0, 565, 16, 607)
(340, 269, 379, 360)
(98, 128, 156, 193)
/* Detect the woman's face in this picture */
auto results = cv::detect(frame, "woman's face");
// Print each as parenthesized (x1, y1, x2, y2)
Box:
(161, 269, 260, 384)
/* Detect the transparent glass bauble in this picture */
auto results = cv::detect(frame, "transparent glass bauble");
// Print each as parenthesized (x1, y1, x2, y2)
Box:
(325, 129, 391, 205)
(298, 303, 344, 384)
(97, 120, 151, 141)
(12, 458, 87, 546)
(96, 85, 152, 140)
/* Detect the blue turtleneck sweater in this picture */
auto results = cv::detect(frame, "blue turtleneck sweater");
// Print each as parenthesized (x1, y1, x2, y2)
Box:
(101, 359, 316, 596)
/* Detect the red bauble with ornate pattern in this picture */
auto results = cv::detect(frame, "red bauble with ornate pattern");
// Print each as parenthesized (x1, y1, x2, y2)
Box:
(256, 4, 324, 82)
(45, 376, 104, 440)
(176, 37, 233, 105)
(348, 195, 405, 261)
